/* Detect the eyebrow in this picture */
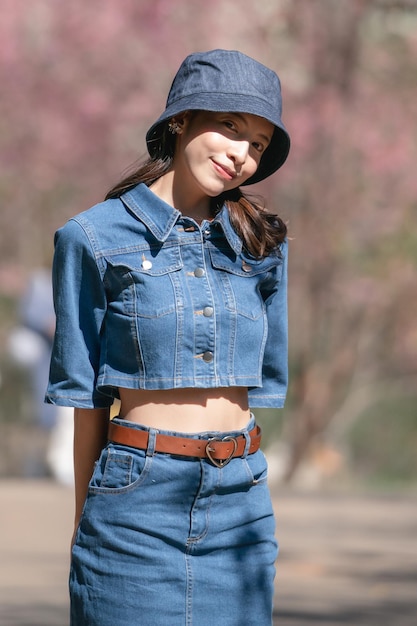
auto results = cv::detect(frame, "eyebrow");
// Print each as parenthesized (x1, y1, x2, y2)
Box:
(231, 112, 273, 145)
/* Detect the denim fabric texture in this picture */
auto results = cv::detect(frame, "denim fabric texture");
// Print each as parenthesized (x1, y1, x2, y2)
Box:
(46, 183, 288, 410)
(146, 49, 290, 185)
(70, 417, 278, 625)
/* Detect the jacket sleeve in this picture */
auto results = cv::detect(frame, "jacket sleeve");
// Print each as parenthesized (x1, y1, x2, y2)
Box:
(45, 218, 111, 408)
(248, 240, 288, 409)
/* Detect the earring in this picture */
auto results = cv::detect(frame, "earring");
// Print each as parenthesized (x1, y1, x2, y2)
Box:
(168, 121, 182, 134)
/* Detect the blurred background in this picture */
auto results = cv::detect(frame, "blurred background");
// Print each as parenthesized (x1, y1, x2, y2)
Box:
(0, 0, 416, 489)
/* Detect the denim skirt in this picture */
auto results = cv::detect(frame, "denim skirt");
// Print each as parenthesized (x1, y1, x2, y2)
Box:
(70, 417, 278, 625)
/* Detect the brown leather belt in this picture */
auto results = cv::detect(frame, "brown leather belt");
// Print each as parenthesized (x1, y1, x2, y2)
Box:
(108, 421, 262, 468)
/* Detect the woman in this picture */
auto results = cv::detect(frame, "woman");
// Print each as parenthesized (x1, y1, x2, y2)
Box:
(46, 49, 290, 625)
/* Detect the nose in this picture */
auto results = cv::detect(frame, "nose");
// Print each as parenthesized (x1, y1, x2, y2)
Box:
(227, 140, 249, 165)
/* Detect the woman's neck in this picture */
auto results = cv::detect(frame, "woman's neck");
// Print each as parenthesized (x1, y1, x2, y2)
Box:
(149, 172, 212, 223)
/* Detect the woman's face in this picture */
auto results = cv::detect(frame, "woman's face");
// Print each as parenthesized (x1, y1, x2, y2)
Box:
(171, 111, 274, 199)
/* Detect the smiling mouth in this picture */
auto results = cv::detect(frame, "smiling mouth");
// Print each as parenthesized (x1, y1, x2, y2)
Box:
(212, 160, 237, 180)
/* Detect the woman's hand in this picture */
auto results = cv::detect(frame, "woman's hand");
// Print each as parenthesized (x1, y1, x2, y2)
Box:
(71, 407, 109, 553)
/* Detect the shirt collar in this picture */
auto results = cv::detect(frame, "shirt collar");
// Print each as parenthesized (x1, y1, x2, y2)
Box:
(121, 183, 243, 254)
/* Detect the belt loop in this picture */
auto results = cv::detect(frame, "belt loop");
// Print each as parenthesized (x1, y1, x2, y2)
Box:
(242, 428, 252, 458)
(146, 428, 158, 457)
(241, 412, 256, 458)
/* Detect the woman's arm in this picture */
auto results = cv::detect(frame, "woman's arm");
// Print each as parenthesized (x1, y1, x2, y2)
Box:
(73, 407, 109, 537)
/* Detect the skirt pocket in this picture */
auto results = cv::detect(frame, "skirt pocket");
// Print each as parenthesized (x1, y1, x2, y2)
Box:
(88, 444, 151, 494)
(244, 449, 269, 486)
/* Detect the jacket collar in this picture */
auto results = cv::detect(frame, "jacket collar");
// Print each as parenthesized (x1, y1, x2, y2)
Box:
(213, 204, 243, 254)
(121, 183, 181, 242)
(121, 183, 243, 255)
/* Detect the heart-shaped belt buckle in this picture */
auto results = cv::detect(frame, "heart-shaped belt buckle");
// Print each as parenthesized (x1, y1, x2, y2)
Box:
(205, 436, 238, 468)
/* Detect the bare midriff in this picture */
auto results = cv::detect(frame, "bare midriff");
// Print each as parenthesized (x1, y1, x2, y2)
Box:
(117, 386, 251, 433)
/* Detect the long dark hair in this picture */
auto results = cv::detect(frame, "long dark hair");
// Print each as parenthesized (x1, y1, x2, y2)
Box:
(106, 123, 287, 258)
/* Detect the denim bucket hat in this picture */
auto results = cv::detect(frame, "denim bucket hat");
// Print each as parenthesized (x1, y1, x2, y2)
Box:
(146, 49, 290, 185)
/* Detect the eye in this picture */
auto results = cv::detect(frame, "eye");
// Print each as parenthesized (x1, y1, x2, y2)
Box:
(223, 120, 238, 131)
(252, 141, 265, 153)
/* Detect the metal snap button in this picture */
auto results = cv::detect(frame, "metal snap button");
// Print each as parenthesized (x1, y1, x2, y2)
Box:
(202, 351, 214, 362)
(203, 306, 214, 317)
(241, 261, 252, 272)
(194, 267, 205, 278)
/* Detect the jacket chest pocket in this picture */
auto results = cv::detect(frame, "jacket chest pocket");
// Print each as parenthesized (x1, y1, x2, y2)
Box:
(105, 245, 183, 318)
(208, 247, 283, 320)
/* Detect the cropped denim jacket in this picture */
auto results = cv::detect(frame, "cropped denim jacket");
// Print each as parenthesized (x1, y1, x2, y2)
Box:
(46, 183, 288, 409)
